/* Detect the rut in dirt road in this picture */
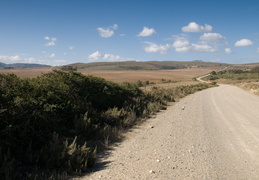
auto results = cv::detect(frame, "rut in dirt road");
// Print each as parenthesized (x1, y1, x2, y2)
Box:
(76, 85, 259, 180)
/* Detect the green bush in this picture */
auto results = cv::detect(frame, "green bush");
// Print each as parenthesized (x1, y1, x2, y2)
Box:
(0, 70, 214, 178)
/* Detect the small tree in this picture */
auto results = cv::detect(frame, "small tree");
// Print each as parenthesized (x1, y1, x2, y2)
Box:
(211, 71, 217, 75)
(61, 66, 77, 71)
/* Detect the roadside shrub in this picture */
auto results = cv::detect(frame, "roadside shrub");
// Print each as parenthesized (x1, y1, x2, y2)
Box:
(0, 70, 215, 178)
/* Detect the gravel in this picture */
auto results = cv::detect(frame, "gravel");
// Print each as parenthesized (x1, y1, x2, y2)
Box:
(75, 85, 259, 180)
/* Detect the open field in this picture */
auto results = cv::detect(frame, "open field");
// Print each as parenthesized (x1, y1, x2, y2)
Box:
(0, 67, 217, 88)
(78, 68, 212, 82)
(0, 67, 54, 78)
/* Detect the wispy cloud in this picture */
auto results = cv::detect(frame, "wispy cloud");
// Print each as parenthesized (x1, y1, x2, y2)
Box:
(144, 41, 171, 54)
(138, 27, 156, 37)
(182, 22, 212, 33)
(97, 24, 118, 38)
(48, 53, 55, 58)
(235, 39, 254, 47)
(69, 46, 75, 50)
(44, 36, 57, 46)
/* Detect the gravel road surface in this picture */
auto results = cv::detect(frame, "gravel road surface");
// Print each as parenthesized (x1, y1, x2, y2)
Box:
(77, 84, 259, 180)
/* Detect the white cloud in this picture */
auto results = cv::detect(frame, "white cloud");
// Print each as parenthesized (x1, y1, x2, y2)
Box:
(103, 54, 121, 61)
(235, 39, 254, 47)
(0, 55, 21, 63)
(0, 55, 44, 64)
(0, 55, 69, 66)
(144, 42, 171, 54)
(48, 53, 55, 58)
(200, 33, 226, 41)
(88, 51, 131, 62)
(191, 44, 217, 52)
(225, 48, 232, 54)
(138, 27, 156, 37)
(173, 39, 190, 48)
(257, 47, 259, 53)
(172, 36, 216, 53)
(69, 46, 74, 50)
(88, 51, 102, 60)
(44, 36, 57, 46)
(182, 22, 212, 33)
(97, 24, 118, 38)
(173, 38, 190, 52)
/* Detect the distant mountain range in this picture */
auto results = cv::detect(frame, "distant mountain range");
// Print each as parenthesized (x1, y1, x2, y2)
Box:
(0, 62, 50, 69)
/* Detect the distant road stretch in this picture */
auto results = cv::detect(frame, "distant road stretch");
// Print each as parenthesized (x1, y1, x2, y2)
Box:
(79, 85, 259, 180)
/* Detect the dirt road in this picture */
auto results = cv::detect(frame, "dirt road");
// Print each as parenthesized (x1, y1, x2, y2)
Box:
(78, 85, 259, 180)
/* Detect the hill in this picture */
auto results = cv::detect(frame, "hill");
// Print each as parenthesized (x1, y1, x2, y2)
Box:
(0, 62, 50, 69)
(69, 61, 228, 71)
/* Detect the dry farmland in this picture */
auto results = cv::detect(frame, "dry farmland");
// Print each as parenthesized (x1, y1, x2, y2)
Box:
(0, 67, 217, 87)
(78, 68, 214, 82)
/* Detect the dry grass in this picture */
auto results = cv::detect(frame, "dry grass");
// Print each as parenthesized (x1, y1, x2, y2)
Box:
(0, 67, 54, 78)
(215, 79, 259, 96)
(237, 82, 259, 95)
(0, 67, 216, 88)
(78, 68, 214, 83)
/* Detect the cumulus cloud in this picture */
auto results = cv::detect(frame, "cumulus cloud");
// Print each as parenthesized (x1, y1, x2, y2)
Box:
(69, 46, 74, 50)
(144, 42, 171, 54)
(235, 39, 254, 47)
(225, 48, 232, 54)
(88, 51, 131, 62)
(173, 38, 191, 52)
(200, 33, 226, 41)
(88, 51, 102, 60)
(138, 27, 156, 37)
(44, 36, 57, 46)
(103, 54, 121, 61)
(97, 24, 118, 38)
(182, 22, 212, 33)
(172, 36, 216, 53)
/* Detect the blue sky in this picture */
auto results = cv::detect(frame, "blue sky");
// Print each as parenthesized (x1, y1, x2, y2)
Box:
(0, 0, 259, 66)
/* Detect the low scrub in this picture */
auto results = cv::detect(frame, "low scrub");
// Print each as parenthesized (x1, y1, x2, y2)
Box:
(205, 67, 259, 81)
(237, 83, 259, 95)
(0, 70, 214, 179)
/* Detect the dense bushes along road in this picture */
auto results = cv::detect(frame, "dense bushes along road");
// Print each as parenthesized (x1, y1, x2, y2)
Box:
(0, 70, 215, 179)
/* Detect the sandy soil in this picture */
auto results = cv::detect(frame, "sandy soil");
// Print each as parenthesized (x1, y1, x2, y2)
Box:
(75, 85, 259, 180)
